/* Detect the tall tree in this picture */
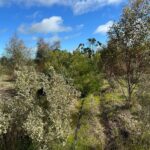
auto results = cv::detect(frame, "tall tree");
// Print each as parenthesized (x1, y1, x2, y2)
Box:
(78, 38, 100, 58)
(35, 38, 50, 71)
(87, 38, 96, 58)
(5, 34, 29, 71)
(88, 38, 96, 50)
(102, 0, 150, 105)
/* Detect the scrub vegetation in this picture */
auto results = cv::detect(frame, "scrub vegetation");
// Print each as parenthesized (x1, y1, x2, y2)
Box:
(0, 0, 149, 149)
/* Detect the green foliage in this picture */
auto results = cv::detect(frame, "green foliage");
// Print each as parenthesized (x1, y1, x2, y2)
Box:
(73, 95, 105, 150)
(44, 50, 102, 97)
(68, 51, 101, 96)
(101, 0, 150, 103)
(35, 38, 50, 72)
(46, 49, 71, 76)
(0, 1, 149, 150)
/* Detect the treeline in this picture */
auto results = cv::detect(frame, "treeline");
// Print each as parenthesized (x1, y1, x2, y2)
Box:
(1, 35, 103, 97)
(0, 0, 150, 150)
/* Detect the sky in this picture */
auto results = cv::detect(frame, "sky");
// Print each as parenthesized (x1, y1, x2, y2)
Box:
(0, 0, 126, 56)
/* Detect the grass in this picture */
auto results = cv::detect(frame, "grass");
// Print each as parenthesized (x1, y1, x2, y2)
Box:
(0, 75, 14, 89)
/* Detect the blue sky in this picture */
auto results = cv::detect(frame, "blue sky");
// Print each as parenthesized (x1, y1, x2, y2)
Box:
(0, 0, 126, 56)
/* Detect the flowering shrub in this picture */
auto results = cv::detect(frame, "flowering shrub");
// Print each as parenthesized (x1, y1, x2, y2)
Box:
(0, 66, 80, 149)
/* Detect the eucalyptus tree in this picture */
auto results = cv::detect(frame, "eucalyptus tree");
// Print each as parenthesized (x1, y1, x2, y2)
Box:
(78, 38, 101, 58)
(88, 38, 96, 52)
(102, 0, 150, 105)
(76, 43, 84, 52)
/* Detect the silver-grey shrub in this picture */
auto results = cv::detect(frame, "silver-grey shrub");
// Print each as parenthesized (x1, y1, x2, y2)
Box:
(0, 66, 80, 149)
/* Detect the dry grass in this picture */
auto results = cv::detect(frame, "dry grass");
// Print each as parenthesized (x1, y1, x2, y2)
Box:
(0, 75, 14, 99)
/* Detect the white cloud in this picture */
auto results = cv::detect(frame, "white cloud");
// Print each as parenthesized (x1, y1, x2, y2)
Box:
(18, 16, 72, 34)
(72, 0, 123, 15)
(94, 21, 114, 34)
(0, 0, 123, 15)
(30, 16, 71, 34)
